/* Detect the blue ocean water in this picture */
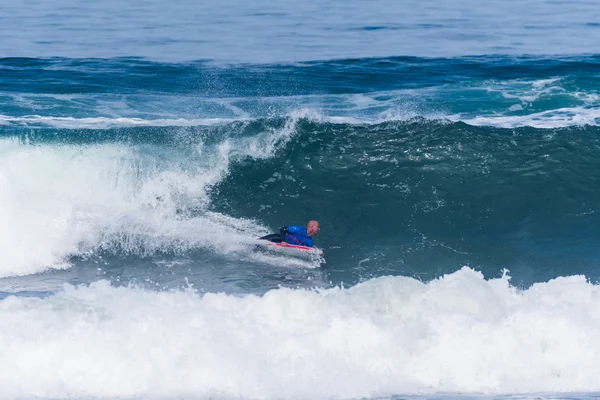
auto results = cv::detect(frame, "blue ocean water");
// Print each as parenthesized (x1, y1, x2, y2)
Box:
(2, 0, 600, 399)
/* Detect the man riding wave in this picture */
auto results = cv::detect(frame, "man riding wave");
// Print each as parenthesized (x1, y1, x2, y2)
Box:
(259, 220, 320, 247)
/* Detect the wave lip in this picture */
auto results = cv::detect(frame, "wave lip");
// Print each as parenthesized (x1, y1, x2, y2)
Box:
(1, 267, 600, 398)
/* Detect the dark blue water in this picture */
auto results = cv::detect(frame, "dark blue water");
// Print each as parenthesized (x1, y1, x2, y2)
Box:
(2, 1, 600, 398)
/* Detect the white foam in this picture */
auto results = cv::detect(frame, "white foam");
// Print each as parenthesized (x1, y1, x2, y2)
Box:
(488, 78, 565, 104)
(290, 101, 600, 129)
(0, 108, 377, 129)
(0, 114, 241, 129)
(2, 267, 600, 398)
(5, 102, 597, 131)
(4, 78, 600, 131)
(453, 106, 600, 128)
(0, 115, 301, 277)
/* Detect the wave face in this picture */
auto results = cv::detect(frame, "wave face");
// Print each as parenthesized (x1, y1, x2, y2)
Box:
(2, 55, 600, 399)
(3, 115, 600, 285)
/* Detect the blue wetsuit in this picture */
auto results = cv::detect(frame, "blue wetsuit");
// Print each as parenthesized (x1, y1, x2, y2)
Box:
(280, 225, 314, 247)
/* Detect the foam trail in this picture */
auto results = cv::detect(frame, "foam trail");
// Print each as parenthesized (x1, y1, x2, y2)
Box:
(454, 107, 600, 128)
(0, 114, 239, 129)
(2, 268, 600, 398)
(4, 103, 600, 130)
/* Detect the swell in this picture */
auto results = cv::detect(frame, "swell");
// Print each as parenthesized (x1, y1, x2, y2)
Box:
(2, 55, 600, 96)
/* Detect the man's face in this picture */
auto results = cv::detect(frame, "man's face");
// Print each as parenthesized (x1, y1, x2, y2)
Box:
(307, 222, 320, 236)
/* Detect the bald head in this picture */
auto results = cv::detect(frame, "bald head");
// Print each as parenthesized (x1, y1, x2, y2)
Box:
(307, 220, 320, 236)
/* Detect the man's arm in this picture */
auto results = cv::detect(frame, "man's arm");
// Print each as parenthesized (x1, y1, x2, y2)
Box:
(279, 227, 289, 245)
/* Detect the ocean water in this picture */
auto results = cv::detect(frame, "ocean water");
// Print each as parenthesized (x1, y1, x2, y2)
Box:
(2, 0, 600, 399)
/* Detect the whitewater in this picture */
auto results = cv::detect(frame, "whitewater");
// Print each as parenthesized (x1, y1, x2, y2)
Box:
(1, 267, 600, 399)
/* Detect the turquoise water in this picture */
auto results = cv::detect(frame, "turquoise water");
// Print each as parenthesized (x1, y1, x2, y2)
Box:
(2, 1, 600, 398)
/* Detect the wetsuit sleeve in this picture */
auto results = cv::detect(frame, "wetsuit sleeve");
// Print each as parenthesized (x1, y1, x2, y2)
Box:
(287, 225, 300, 234)
(279, 226, 289, 241)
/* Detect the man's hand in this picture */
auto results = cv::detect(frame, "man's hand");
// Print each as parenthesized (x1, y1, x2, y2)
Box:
(279, 241, 287, 247)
